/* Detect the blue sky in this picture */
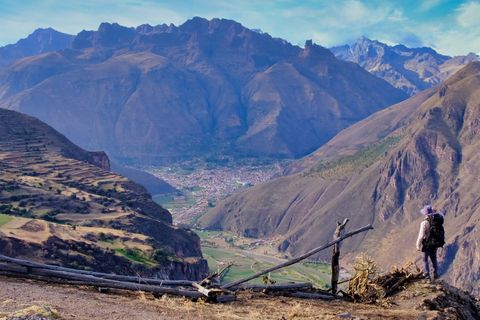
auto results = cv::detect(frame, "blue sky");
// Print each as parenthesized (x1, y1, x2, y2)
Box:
(1, 0, 479, 56)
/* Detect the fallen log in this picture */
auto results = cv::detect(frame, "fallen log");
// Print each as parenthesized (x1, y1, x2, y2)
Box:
(0, 269, 209, 301)
(0, 269, 237, 303)
(200, 263, 233, 287)
(0, 269, 100, 287)
(0, 262, 29, 274)
(0, 254, 193, 286)
(0, 261, 241, 302)
(191, 282, 236, 302)
(235, 282, 313, 292)
(222, 224, 373, 290)
(283, 291, 336, 300)
(0, 263, 202, 299)
(215, 295, 236, 303)
(192, 282, 215, 297)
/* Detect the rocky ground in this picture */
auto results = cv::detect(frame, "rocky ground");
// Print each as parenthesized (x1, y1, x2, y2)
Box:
(0, 276, 478, 320)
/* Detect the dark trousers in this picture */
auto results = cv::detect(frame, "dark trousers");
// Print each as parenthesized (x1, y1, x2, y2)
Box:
(423, 247, 438, 276)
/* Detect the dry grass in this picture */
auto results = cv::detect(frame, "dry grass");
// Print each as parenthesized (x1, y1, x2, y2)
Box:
(0, 305, 58, 320)
(347, 255, 423, 304)
(127, 291, 333, 319)
(347, 254, 378, 300)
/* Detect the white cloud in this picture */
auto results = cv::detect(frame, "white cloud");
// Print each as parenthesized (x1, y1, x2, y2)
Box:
(342, 0, 371, 23)
(290, 1, 411, 48)
(456, 1, 480, 27)
(388, 9, 406, 22)
(430, 2, 480, 55)
(311, 31, 335, 46)
(419, 0, 443, 11)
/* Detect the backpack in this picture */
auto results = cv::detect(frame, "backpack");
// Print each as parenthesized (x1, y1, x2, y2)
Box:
(423, 213, 445, 249)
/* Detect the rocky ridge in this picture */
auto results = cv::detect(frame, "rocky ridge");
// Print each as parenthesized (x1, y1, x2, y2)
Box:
(0, 28, 73, 67)
(330, 37, 479, 95)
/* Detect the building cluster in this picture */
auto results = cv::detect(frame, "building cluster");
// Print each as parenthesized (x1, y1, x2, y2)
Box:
(148, 163, 283, 224)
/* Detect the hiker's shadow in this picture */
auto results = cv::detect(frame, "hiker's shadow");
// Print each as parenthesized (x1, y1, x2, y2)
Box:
(438, 243, 458, 276)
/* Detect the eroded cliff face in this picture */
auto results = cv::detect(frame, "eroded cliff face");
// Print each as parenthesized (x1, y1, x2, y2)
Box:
(201, 62, 480, 295)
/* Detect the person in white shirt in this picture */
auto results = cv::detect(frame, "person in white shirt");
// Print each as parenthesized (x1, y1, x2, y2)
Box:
(416, 205, 441, 280)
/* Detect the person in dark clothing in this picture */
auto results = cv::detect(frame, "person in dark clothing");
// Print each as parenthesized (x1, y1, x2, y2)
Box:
(416, 205, 444, 280)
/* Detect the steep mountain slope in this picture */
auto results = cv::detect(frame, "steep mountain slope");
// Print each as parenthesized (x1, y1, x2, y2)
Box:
(0, 108, 207, 279)
(111, 163, 178, 195)
(331, 37, 478, 95)
(0, 19, 406, 163)
(200, 62, 480, 295)
(0, 28, 73, 67)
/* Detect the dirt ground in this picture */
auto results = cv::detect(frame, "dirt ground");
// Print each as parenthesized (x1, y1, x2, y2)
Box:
(0, 276, 449, 320)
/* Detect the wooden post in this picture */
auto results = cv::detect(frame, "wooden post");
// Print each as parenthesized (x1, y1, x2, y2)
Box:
(331, 218, 349, 294)
(221, 224, 373, 290)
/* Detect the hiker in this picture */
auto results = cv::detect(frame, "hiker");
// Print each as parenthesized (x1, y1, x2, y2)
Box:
(416, 205, 445, 280)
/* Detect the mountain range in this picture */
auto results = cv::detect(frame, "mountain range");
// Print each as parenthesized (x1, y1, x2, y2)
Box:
(330, 37, 479, 96)
(0, 28, 74, 67)
(201, 62, 480, 295)
(1, 18, 478, 295)
(0, 19, 406, 164)
(0, 108, 207, 279)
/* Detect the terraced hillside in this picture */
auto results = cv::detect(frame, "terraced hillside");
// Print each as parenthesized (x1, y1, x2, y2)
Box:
(0, 108, 207, 279)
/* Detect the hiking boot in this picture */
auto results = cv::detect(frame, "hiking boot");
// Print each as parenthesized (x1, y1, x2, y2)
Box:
(433, 272, 439, 280)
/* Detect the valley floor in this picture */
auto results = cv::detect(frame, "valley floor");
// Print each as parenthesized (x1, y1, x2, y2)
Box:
(147, 160, 284, 225)
(196, 229, 332, 287)
(0, 276, 455, 320)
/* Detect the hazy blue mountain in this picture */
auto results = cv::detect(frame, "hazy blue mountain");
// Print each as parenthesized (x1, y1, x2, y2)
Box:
(330, 37, 479, 95)
(0, 28, 74, 67)
(0, 19, 406, 164)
